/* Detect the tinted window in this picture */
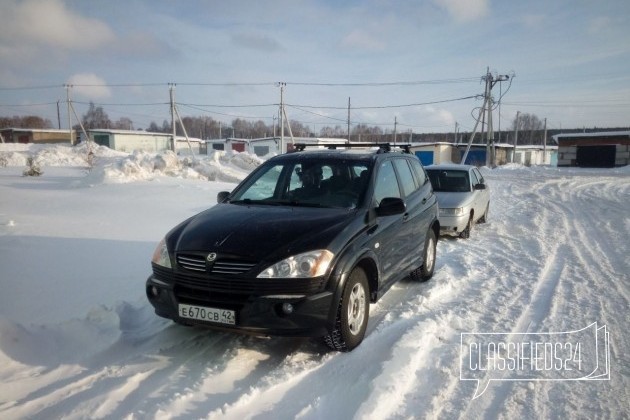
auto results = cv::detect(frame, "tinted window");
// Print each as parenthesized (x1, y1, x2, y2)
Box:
(374, 161, 401, 205)
(393, 159, 417, 197)
(426, 169, 470, 193)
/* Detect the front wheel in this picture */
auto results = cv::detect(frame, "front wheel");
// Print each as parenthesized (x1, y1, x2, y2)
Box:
(411, 228, 437, 282)
(459, 214, 473, 239)
(478, 202, 489, 224)
(324, 267, 369, 352)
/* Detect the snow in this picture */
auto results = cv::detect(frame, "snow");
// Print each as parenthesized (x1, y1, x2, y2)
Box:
(0, 143, 628, 419)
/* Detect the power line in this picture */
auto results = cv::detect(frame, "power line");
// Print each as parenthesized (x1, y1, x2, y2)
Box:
(0, 76, 482, 91)
(287, 94, 479, 110)
(284, 77, 480, 87)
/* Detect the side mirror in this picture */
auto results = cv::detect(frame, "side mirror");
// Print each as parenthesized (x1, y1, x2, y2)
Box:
(376, 197, 406, 216)
(474, 183, 486, 190)
(217, 191, 230, 203)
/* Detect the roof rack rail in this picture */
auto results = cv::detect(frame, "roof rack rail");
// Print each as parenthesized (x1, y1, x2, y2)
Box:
(293, 142, 411, 154)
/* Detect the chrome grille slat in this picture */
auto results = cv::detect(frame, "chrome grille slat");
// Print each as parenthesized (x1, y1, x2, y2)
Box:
(213, 262, 256, 274)
(176, 254, 207, 272)
(176, 253, 256, 275)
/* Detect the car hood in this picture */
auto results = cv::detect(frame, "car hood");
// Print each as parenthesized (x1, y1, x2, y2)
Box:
(170, 203, 357, 260)
(434, 191, 473, 209)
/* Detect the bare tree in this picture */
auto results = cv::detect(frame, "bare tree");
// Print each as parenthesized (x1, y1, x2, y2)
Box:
(82, 102, 112, 129)
(320, 125, 346, 138)
(352, 124, 384, 142)
(512, 112, 544, 144)
(0, 115, 53, 129)
(113, 117, 134, 130)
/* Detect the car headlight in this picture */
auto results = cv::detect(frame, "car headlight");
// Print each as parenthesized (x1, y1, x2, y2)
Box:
(151, 238, 172, 268)
(258, 250, 334, 278)
(440, 207, 465, 216)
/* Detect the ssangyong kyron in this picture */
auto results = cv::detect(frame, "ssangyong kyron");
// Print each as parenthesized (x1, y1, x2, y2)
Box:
(146, 143, 440, 351)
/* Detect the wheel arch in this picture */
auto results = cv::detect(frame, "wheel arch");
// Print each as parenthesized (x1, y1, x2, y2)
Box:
(326, 249, 380, 330)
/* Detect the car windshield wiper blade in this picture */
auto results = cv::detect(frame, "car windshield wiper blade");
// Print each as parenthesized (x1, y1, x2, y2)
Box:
(289, 201, 326, 208)
(230, 198, 282, 206)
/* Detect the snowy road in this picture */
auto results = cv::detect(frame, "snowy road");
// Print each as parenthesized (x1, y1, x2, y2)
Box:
(0, 146, 628, 419)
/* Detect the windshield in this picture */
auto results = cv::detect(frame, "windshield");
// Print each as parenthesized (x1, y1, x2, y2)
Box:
(230, 158, 371, 209)
(426, 169, 471, 193)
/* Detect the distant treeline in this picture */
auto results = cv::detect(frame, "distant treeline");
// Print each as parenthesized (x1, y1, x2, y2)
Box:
(2, 106, 627, 145)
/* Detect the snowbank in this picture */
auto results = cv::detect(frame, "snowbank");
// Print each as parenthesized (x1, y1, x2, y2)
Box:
(0, 143, 262, 184)
(0, 144, 628, 419)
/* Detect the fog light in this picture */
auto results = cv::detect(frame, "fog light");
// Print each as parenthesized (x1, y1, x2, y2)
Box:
(281, 303, 294, 315)
(150, 286, 160, 297)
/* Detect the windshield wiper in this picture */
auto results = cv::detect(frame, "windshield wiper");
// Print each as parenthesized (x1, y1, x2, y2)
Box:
(230, 198, 282, 206)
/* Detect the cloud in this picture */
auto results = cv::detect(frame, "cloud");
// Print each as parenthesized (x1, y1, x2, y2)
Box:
(67, 74, 112, 99)
(341, 29, 386, 51)
(434, 0, 489, 23)
(0, 0, 115, 50)
(231, 32, 284, 52)
(423, 106, 456, 128)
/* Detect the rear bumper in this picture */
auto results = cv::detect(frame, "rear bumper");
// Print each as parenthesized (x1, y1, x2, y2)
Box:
(146, 274, 334, 337)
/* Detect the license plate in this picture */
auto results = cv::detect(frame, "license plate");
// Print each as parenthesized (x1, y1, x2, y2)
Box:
(178, 304, 236, 325)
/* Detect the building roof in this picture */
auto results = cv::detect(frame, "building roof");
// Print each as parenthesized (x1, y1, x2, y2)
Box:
(553, 130, 630, 140)
(0, 128, 73, 134)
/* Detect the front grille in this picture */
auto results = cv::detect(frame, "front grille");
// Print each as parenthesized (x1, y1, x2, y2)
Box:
(176, 253, 256, 275)
(213, 261, 257, 275)
(152, 264, 326, 297)
(177, 254, 206, 271)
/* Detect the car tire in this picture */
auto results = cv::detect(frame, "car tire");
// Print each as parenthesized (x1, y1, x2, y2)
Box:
(324, 267, 369, 352)
(459, 214, 473, 239)
(411, 228, 437, 282)
(478, 202, 489, 224)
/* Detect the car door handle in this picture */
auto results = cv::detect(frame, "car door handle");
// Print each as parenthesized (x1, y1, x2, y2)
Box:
(422, 197, 427, 204)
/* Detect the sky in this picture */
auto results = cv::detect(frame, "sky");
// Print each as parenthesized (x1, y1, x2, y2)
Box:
(1, 0, 629, 135)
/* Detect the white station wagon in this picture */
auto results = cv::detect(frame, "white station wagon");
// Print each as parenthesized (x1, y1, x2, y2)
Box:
(425, 164, 490, 239)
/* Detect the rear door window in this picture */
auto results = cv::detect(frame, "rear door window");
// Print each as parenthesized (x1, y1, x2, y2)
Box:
(393, 159, 418, 198)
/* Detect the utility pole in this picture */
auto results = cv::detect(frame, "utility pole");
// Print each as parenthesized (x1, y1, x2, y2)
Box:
(514, 110, 520, 163)
(486, 68, 494, 167)
(169, 83, 176, 152)
(461, 68, 511, 166)
(393, 117, 397, 145)
(56, 100, 61, 129)
(347, 97, 351, 142)
(543, 117, 547, 164)
(279, 82, 285, 153)
(454, 121, 458, 144)
(65, 84, 72, 144)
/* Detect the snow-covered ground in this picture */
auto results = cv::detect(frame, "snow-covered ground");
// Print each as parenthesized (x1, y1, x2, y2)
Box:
(0, 144, 628, 419)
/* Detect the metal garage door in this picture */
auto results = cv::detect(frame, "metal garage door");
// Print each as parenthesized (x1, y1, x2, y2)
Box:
(576, 145, 616, 168)
(415, 151, 434, 166)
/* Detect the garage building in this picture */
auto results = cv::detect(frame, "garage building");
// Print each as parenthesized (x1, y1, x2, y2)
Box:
(554, 131, 630, 167)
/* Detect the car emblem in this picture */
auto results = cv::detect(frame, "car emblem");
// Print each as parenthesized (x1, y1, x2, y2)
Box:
(206, 252, 218, 262)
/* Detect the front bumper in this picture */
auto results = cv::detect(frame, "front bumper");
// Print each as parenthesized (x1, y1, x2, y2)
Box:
(146, 273, 335, 337)
(438, 214, 469, 235)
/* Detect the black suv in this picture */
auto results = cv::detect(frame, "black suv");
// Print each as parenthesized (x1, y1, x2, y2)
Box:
(146, 143, 439, 351)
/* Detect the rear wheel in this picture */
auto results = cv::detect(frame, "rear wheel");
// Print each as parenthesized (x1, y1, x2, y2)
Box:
(324, 267, 369, 352)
